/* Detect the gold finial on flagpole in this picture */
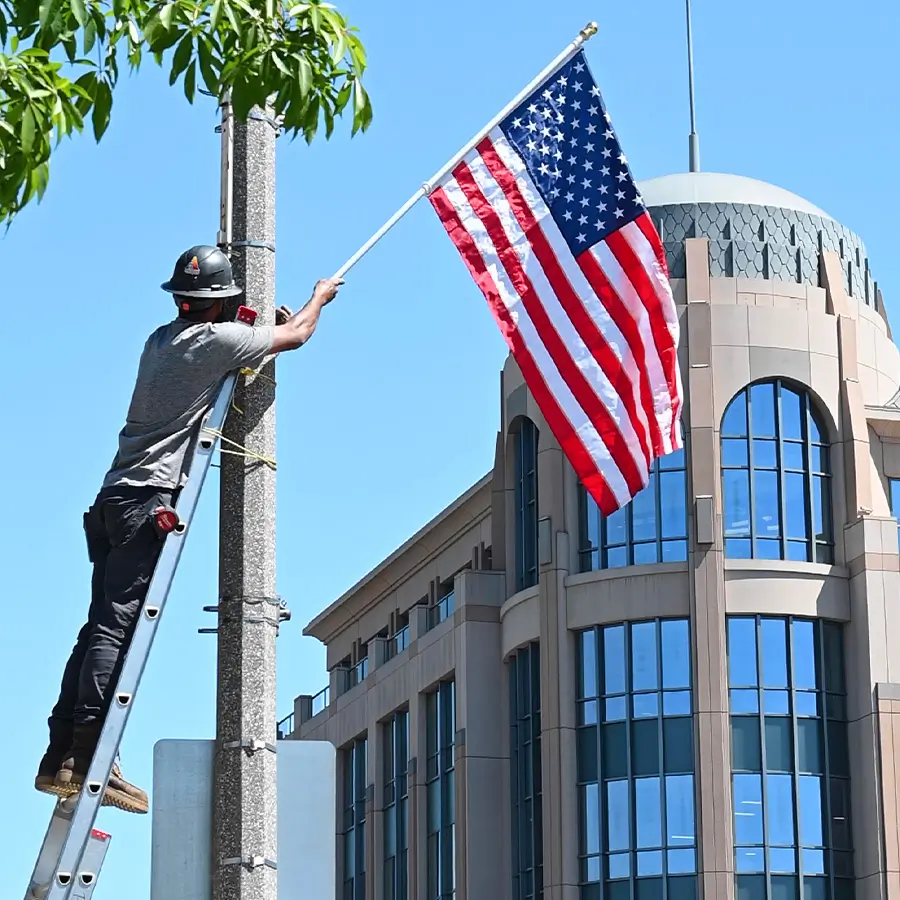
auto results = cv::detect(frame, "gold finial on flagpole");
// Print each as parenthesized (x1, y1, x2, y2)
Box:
(580, 21, 599, 41)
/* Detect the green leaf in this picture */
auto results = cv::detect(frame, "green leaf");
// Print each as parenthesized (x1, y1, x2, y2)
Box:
(334, 81, 351, 114)
(223, 1, 240, 38)
(309, 3, 319, 32)
(183, 58, 196, 102)
(285, 3, 308, 15)
(197, 37, 217, 95)
(83, 18, 96, 54)
(331, 30, 347, 65)
(231, 76, 253, 120)
(70, 0, 86, 27)
(149, 24, 181, 52)
(303, 93, 318, 143)
(209, 0, 222, 30)
(352, 78, 371, 135)
(21, 107, 36, 153)
(159, 3, 174, 30)
(38, 0, 55, 29)
(295, 53, 311, 96)
(128, 20, 139, 44)
(91, 6, 107, 40)
(92, 77, 112, 140)
(169, 32, 192, 84)
(271, 51, 288, 77)
(31, 162, 49, 201)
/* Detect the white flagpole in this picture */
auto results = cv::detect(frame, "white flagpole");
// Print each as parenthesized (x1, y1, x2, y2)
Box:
(332, 20, 599, 280)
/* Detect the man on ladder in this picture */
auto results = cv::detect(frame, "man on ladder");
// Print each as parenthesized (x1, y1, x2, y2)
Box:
(33, 245, 341, 814)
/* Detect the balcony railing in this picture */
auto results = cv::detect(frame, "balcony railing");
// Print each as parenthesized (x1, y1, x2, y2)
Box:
(386, 624, 410, 660)
(348, 657, 368, 688)
(311, 685, 330, 716)
(427, 591, 455, 630)
(277, 712, 295, 740)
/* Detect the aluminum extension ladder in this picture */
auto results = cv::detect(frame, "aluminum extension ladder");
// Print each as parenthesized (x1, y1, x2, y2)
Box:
(24, 360, 242, 900)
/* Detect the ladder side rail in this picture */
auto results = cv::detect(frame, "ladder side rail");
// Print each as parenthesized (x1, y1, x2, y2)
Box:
(36, 373, 237, 900)
(72, 830, 111, 900)
(26, 801, 76, 900)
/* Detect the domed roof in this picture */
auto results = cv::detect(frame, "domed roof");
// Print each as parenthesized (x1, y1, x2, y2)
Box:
(636, 172, 833, 221)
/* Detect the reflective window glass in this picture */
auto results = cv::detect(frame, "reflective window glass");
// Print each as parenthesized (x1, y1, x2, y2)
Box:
(727, 617, 852, 899)
(721, 382, 832, 562)
(579, 428, 688, 571)
(510, 646, 542, 900)
(577, 620, 695, 896)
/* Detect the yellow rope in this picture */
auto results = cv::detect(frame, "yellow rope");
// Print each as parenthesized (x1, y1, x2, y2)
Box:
(202, 428, 277, 470)
(230, 367, 276, 416)
(239, 367, 276, 385)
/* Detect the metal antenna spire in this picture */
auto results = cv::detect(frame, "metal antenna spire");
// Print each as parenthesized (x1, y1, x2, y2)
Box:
(686, 0, 700, 172)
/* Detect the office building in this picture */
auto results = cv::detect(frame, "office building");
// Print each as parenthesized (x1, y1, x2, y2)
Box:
(280, 171, 900, 900)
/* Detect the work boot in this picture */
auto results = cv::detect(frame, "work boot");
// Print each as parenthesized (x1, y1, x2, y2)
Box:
(35, 749, 68, 798)
(54, 725, 149, 814)
(35, 725, 74, 799)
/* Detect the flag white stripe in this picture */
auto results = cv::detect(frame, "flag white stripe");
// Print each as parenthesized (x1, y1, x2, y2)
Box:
(463, 148, 649, 482)
(590, 240, 676, 454)
(489, 130, 656, 460)
(621, 220, 681, 347)
(441, 175, 635, 507)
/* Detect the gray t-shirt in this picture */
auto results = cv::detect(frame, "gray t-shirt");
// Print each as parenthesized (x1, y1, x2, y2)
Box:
(102, 319, 275, 490)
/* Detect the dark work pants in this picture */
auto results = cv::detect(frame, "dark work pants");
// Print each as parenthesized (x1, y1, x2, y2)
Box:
(47, 485, 177, 752)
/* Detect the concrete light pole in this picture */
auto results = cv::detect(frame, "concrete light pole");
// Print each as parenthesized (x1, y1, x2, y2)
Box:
(212, 94, 280, 900)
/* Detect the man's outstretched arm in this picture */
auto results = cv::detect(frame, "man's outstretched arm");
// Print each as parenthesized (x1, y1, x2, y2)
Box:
(269, 277, 343, 354)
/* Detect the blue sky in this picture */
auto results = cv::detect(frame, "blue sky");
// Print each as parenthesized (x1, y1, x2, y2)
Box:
(3, 0, 898, 896)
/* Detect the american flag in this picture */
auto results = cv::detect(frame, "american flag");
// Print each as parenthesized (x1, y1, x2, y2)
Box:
(430, 49, 683, 515)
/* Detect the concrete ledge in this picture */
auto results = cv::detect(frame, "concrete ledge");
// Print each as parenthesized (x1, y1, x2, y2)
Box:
(724, 560, 850, 620)
(565, 565, 691, 630)
(564, 561, 690, 587)
(499, 585, 540, 658)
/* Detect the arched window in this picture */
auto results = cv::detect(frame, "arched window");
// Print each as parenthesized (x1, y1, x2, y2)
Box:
(721, 381, 833, 563)
(578, 435, 688, 571)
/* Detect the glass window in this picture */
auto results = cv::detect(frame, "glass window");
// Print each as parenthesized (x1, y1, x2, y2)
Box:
(579, 432, 688, 572)
(510, 644, 543, 900)
(728, 617, 852, 900)
(342, 735, 367, 900)
(383, 711, 409, 900)
(577, 619, 695, 897)
(515, 419, 539, 591)
(721, 381, 833, 563)
(427, 681, 456, 900)
(889, 478, 900, 550)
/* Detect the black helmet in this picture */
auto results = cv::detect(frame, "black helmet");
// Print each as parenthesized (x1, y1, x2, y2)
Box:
(161, 245, 242, 309)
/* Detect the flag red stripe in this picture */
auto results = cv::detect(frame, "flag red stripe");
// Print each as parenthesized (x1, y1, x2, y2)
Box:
(605, 227, 680, 433)
(476, 136, 653, 470)
(451, 161, 647, 498)
(576, 248, 667, 458)
(429, 185, 621, 514)
(632, 212, 683, 447)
